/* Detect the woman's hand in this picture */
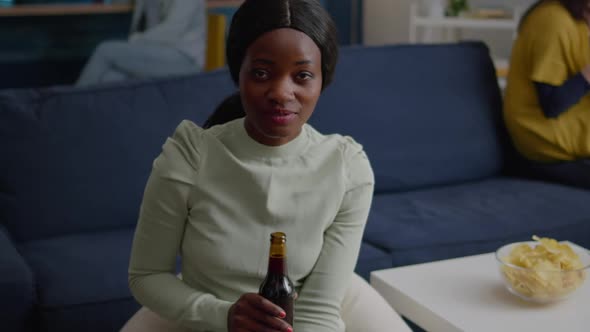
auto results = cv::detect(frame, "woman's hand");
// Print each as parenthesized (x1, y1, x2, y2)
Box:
(227, 293, 293, 332)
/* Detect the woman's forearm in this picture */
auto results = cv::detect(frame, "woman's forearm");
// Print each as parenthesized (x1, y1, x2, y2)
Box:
(534, 71, 590, 118)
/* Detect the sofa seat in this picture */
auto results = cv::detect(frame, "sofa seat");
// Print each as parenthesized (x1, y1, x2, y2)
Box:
(0, 226, 35, 332)
(365, 177, 590, 267)
(355, 242, 392, 280)
(19, 228, 139, 332)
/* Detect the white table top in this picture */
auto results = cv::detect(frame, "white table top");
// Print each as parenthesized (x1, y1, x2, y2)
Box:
(371, 247, 589, 332)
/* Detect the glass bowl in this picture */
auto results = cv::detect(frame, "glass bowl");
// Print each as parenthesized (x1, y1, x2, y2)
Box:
(495, 241, 590, 304)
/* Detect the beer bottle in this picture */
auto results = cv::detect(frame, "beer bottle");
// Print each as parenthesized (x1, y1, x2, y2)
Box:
(259, 232, 295, 325)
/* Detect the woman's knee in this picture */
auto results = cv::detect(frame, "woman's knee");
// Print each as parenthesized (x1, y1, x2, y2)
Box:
(93, 40, 132, 60)
(341, 273, 412, 332)
(120, 307, 189, 332)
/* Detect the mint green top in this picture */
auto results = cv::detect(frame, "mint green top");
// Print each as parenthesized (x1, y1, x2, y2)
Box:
(128, 118, 374, 332)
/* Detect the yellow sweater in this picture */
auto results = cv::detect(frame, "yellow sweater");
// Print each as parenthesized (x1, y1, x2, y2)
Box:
(503, 0, 590, 161)
(128, 118, 374, 331)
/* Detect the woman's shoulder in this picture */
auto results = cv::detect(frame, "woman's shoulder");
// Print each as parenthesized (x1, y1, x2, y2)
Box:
(525, 1, 576, 29)
(158, 119, 237, 172)
(305, 125, 365, 155)
(518, 1, 581, 45)
(171, 119, 205, 146)
(155, 120, 206, 173)
(305, 125, 372, 178)
(174, 118, 237, 137)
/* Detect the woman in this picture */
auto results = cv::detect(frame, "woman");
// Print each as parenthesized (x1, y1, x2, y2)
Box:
(76, 0, 205, 86)
(121, 0, 411, 331)
(503, 0, 590, 188)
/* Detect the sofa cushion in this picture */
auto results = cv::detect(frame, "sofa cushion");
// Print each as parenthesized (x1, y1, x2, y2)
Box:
(0, 71, 235, 242)
(19, 229, 135, 308)
(38, 298, 140, 332)
(0, 226, 35, 332)
(19, 228, 138, 332)
(311, 42, 506, 193)
(364, 177, 590, 267)
(18, 227, 185, 332)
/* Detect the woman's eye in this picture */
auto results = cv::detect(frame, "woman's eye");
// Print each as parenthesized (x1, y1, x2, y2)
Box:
(252, 69, 269, 80)
(296, 72, 313, 81)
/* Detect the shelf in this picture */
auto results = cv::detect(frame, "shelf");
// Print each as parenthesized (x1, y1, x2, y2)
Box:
(408, 3, 520, 44)
(0, 0, 243, 17)
(408, 3, 513, 91)
(493, 58, 509, 78)
(208, 0, 243, 9)
(0, 3, 132, 16)
(412, 16, 517, 30)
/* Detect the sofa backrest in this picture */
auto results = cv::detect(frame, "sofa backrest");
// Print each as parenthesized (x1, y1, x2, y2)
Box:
(0, 42, 507, 241)
(0, 72, 235, 242)
(310, 42, 507, 193)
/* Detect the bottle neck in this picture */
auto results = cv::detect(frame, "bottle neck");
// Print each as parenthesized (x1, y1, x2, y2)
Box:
(267, 239, 287, 275)
(267, 255, 287, 275)
(268, 232, 287, 275)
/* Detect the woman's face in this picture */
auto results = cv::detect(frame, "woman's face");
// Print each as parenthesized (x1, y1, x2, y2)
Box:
(239, 28, 322, 146)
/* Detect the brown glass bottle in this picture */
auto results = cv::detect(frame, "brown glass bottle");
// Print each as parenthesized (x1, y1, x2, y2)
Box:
(259, 232, 295, 325)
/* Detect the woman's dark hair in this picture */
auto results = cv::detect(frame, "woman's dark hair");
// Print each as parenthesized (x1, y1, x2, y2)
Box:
(203, 0, 339, 129)
(519, 0, 588, 30)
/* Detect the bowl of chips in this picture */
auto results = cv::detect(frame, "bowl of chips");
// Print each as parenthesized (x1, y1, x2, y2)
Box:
(495, 236, 590, 303)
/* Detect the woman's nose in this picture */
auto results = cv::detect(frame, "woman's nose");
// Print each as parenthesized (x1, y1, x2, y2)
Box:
(267, 78, 295, 104)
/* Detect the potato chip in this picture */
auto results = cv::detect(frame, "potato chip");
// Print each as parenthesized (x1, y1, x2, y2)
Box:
(499, 236, 587, 301)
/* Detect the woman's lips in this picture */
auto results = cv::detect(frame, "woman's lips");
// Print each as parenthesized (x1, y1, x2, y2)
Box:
(267, 109, 297, 125)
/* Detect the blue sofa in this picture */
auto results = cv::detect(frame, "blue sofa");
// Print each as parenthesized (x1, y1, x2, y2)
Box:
(1, 42, 589, 332)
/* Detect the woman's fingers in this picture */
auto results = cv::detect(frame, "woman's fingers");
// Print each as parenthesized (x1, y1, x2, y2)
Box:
(243, 293, 285, 317)
(228, 293, 292, 332)
(242, 294, 291, 330)
(235, 317, 289, 332)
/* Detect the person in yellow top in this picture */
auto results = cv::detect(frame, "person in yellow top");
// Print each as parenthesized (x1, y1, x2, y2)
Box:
(503, 0, 590, 188)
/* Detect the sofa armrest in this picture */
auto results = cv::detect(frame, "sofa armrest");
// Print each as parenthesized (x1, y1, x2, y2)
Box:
(0, 225, 35, 332)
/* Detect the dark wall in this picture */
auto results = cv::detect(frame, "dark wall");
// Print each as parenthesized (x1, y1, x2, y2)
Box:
(325, 0, 363, 45)
(0, 12, 131, 88)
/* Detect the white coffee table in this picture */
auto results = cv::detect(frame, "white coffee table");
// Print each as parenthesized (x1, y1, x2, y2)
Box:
(370, 246, 589, 332)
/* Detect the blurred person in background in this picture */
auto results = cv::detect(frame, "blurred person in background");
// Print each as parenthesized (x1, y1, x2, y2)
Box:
(76, 0, 206, 86)
(503, 0, 590, 189)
